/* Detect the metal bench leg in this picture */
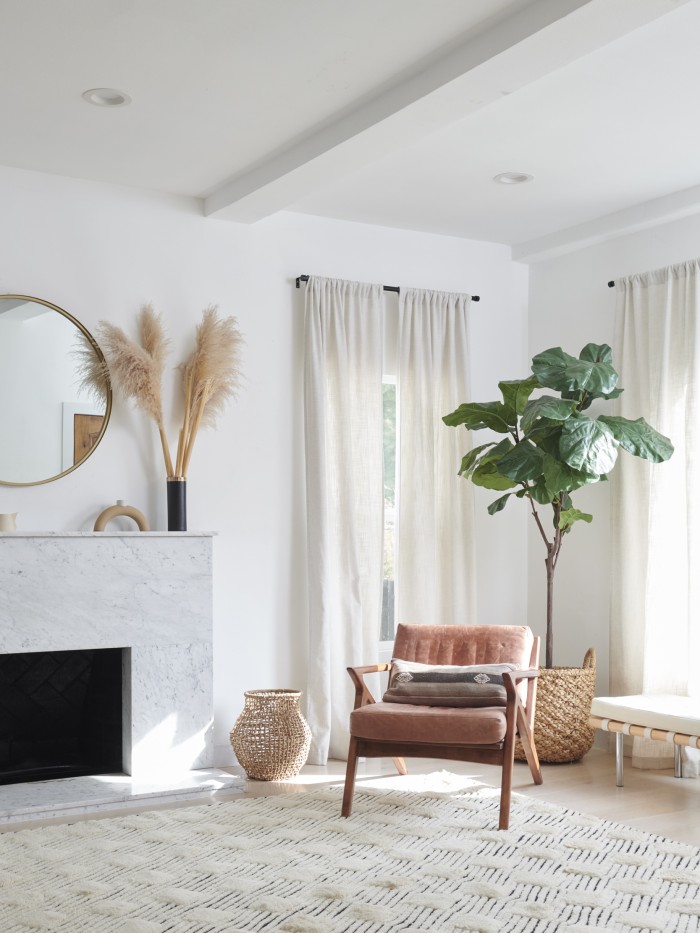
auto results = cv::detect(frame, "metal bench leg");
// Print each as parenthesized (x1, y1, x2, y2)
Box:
(674, 743, 683, 779)
(616, 731, 624, 787)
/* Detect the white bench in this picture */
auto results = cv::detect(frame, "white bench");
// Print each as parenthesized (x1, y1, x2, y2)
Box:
(589, 694, 700, 786)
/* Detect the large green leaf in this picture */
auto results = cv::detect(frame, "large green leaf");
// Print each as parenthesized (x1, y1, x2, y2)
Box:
(560, 416, 618, 474)
(487, 493, 512, 515)
(443, 401, 515, 433)
(602, 387, 624, 401)
(497, 439, 545, 482)
(471, 460, 518, 491)
(520, 395, 578, 434)
(525, 422, 562, 455)
(578, 343, 613, 364)
(458, 442, 496, 478)
(532, 346, 619, 396)
(542, 453, 598, 499)
(465, 440, 516, 490)
(478, 438, 514, 465)
(528, 476, 553, 505)
(498, 376, 540, 416)
(598, 415, 674, 463)
(531, 347, 577, 392)
(568, 358, 619, 395)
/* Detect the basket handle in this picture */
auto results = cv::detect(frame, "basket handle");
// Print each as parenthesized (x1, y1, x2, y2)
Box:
(582, 647, 596, 669)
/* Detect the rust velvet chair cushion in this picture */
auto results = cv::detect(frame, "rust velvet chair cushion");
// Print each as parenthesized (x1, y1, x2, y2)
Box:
(350, 702, 508, 745)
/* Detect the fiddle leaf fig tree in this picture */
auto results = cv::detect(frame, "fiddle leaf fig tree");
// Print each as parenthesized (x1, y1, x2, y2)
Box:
(443, 343, 673, 669)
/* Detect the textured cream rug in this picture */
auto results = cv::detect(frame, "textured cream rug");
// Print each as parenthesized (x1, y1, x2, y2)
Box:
(1, 772, 700, 932)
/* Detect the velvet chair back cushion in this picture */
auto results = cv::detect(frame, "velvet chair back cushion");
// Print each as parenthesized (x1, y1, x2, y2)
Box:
(392, 624, 534, 670)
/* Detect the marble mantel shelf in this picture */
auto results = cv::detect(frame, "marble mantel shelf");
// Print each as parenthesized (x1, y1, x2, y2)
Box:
(0, 531, 216, 537)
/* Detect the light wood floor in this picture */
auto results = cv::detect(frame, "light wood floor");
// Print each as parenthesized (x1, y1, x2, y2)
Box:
(5, 749, 700, 844)
(236, 749, 700, 846)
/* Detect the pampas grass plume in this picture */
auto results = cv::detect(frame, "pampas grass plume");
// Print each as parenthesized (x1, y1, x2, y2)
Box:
(73, 330, 111, 406)
(139, 303, 170, 372)
(97, 321, 163, 427)
(98, 304, 243, 480)
(97, 306, 175, 476)
(177, 306, 244, 475)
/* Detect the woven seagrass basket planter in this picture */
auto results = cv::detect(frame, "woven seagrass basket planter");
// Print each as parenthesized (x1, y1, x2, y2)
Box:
(515, 648, 597, 764)
(230, 689, 312, 781)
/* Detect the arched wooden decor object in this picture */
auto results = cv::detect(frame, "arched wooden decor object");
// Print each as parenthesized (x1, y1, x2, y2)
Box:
(93, 505, 150, 532)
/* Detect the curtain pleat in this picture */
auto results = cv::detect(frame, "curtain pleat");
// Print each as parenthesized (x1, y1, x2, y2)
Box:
(303, 276, 384, 763)
(396, 288, 476, 626)
(611, 260, 700, 775)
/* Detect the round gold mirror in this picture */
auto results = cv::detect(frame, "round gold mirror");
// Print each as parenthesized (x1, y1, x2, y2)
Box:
(0, 295, 112, 486)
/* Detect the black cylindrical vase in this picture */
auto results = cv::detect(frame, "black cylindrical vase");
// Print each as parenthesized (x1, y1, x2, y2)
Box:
(167, 478, 187, 531)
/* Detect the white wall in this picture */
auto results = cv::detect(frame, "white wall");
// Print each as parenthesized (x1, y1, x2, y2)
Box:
(0, 164, 529, 764)
(527, 213, 700, 694)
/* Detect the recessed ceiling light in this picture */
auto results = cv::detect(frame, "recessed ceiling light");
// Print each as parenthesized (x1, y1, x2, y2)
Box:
(493, 172, 533, 185)
(82, 88, 132, 108)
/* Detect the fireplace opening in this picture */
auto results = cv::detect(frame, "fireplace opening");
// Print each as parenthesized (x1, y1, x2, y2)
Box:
(0, 648, 123, 785)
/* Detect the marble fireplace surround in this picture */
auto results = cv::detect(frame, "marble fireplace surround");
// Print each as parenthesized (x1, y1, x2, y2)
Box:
(0, 532, 238, 824)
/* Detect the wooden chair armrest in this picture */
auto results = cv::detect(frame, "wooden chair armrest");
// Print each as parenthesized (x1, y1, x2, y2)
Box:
(506, 668, 540, 683)
(503, 669, 540, 739)
(347, 663, 391, 709)
(349, 663, 392, 677)
(502, 668, 539, 698)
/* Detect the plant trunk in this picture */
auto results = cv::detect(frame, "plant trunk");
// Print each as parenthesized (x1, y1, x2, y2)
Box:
(545, 550, 555, 669)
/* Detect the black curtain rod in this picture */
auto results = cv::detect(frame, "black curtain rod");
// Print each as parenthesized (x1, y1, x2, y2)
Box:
(295, 274, 480, 301)
(608, 281, 615, 287)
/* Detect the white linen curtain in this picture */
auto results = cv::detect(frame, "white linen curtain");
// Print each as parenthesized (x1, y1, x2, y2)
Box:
(611, 260, 700, 775)
(304, 276, 384, 764)
(397, 288, 477, 626)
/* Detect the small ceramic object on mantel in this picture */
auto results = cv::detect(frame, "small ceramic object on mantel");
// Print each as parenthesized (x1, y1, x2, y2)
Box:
(93, 500, 150, 532)
(0, 513, 17, 531)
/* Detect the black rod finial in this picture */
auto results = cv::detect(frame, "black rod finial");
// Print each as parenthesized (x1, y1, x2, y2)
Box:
(608, 280, 615, 288)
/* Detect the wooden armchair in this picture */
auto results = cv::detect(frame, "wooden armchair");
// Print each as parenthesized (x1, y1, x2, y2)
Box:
(341, 624, 542, 830)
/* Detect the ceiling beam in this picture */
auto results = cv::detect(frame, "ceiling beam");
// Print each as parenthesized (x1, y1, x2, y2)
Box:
(205, 0, 685, 223)
(512, 183, 700, 264)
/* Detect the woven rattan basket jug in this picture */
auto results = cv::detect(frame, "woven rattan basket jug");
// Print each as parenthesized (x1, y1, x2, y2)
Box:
(516, 648, 596, 763)
(230, 689, 312, 781)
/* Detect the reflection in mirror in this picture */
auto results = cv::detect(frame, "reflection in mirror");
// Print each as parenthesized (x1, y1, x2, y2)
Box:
(0, 296, 111, 486)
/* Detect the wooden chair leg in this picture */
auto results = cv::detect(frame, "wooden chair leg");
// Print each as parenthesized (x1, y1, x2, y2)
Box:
(499, 703, 518, 830)
(499, 747, 515, 830)
(341, 736, 360, 817)
(392, 756, 407, 775)
(516, 704, 543, 785)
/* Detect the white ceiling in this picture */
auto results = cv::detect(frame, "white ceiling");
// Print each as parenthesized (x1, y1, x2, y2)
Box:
(1, 0, 698, 258)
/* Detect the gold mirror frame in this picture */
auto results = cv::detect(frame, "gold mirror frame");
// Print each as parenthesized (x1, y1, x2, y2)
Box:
(0, 295, 112, 487)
